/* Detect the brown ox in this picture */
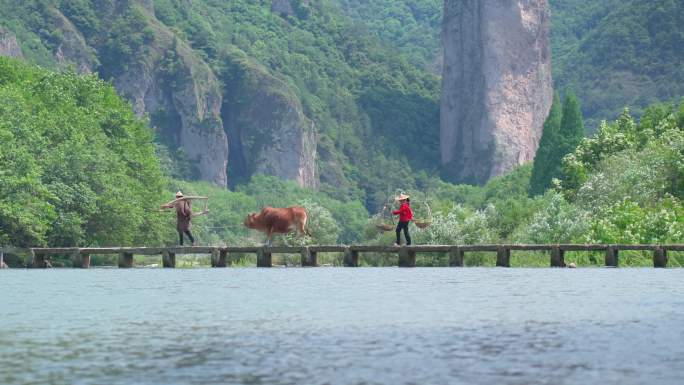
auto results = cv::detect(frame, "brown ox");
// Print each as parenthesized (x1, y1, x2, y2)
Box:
(244, 206, 311, 244)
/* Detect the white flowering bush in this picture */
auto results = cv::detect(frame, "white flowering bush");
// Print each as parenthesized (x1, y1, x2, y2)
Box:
(415, 204, 497, 245)
(574, 147, 670, 212)
(512, 192, 590, 244)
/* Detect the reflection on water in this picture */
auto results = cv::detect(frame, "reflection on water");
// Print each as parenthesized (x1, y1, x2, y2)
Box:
(1, 268, 684, 385)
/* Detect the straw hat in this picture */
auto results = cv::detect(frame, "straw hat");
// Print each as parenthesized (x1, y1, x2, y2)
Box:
(395, 193, 410, 201)
(175, 191, 184, 198)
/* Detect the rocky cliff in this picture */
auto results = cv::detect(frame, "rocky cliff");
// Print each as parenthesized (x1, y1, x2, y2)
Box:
(102, 5, 229, 186)
(221, 51, 317, 188)
(0, 1, 319, 188)
(45, 7, 96, 73)
(0, 28, 22, 58)
(441, 0, 553, 184)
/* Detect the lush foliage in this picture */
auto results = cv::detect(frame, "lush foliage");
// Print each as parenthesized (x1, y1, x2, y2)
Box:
(334, 0, 442, 70)
(150, 0, 441, 210)
(1, 2, 682, 268)
(339, 0, 684, 129)
(358, 100, 683, 266)
(530, 93, 562, 195)
(550, 0, 684, 128)
(0, 0, 441, 212)
(0, 57, 167, 247)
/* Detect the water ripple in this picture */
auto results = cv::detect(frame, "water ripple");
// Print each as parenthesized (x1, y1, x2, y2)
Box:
(1, 268, 684, 384)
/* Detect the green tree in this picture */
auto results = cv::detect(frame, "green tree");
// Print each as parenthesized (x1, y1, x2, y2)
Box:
(558, 91, 585, 155)
(0, 57, 167, 247)
(530, 92, 562, 195)
(530, 91, 585, 195)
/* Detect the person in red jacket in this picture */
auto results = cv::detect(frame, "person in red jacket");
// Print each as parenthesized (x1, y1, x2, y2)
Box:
(392, 193, 413, 245)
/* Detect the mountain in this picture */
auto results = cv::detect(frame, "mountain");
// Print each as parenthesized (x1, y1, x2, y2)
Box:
(340, 0, 684, 130)
(0, 0, 439, 210)
(2, 0, 679, 195)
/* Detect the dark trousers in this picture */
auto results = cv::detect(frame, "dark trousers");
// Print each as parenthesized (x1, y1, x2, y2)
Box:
(178, 230, 195, 245)
(396, 221, 411, 245)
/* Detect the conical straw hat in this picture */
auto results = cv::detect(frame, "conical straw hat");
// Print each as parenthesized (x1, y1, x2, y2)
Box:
(394, 193, 410, 201)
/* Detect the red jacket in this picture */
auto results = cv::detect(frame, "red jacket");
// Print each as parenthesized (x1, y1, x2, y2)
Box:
(393, 202, 413, 222)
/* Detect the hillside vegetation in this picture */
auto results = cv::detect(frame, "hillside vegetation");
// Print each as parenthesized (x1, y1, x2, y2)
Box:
(0, 2, 682, 268)
(0, 0, 441, 211)
(334, 0, 442, 71)
(550, 0, 684, 128)
(1, 48, 682, 266)
(0, 57, 167, 247)
(340, 0, 684, 128)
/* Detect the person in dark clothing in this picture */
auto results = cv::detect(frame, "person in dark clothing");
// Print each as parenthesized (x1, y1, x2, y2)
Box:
(161, 191, 196, 246)
(392, 193, 413, 245)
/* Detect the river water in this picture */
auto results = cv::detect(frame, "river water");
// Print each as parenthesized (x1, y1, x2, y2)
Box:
(1, 268, 684, 385)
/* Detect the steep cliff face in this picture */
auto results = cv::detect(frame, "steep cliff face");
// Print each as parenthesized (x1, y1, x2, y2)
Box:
(45, 7, 96, 73)
(222, 51, 317, 188)
(0, 28, 22, 58)
(103, 5, 229, 186)
(1, 1, 321, 189)
(441, 0, 553, 184)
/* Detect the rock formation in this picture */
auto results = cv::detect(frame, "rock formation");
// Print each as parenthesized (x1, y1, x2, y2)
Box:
(1, 1, 319, 189)
(222, 51, 317, 188)
(441, 0, 553, 184)
(46, 8, 96, 73)
(0, 28, 22, 58)
(100, 5, 229, 186)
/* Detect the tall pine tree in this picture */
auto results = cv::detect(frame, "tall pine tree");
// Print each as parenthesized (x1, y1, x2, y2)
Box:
(530, 92, 562, 196)
(558, 91, 585, 156)
(529, 91, 585, 196)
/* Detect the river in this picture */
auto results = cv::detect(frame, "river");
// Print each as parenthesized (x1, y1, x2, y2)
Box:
(2, 268, 684, 384)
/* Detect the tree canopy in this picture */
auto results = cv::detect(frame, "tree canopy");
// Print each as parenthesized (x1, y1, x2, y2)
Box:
(0, 57, 167, 247)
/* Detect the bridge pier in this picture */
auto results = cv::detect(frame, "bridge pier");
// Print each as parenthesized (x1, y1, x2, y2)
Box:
(72, 251, 90, 268)
(301, 247, 317, 267)
(653, 248, 667, 268)
(257, 248, 272, 267)
(550, 247, 565, 267)
(219, 250, 229, 267)
(344, 249, 359, 267)
(398, 248, 416, 267)
(605, 246, 619, 267)
(211, 248, 228, 267)
(496, 247, 510, 267)
(449, 248, 464, 267)
(118, 252, 133, 268)
(31, 251, 51, 268)
(162, 251, 176, 268)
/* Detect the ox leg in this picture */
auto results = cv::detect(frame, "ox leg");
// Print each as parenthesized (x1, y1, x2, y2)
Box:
(301, 223, 311, 238)
(299, 217, 311, 237)
(266, 228, 273, 246)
